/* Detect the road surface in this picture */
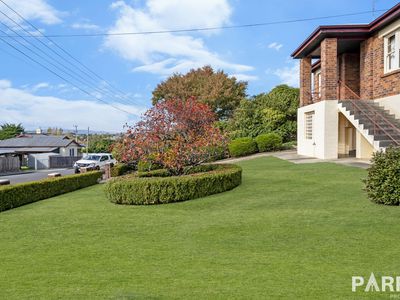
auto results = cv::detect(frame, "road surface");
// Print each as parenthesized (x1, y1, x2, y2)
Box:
(0, 168, 75, 185)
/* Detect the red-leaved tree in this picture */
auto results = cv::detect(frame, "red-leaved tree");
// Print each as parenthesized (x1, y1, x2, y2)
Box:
(120, 97, 226, 174)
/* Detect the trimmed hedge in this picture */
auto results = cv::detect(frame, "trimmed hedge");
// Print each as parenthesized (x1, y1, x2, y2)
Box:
(365, 147, 400, 205)
(111, 163, 135, 177)
(228, 137, 258, 157)
(137, 160, 163, 172)
(105, 164, 242, 205)
(255, 133, 283, 152)
(0, 171, 102, 212)
(137, 169, 170, 178)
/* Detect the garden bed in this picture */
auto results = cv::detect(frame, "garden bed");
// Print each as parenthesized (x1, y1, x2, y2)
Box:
(105, 164, 242, 205)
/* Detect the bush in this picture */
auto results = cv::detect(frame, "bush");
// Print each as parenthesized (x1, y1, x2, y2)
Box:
(137, 160, 163, 172)
(105, 164, 242, 205)
(365, 147, 400, 205)
(137, 169, 170, 178)
(255, 133, 283, 152)
(228, 137, 258, 157)
(183, 164, 218, 175)
(0, 171, 102, 212)
(111, 163, 135, 177)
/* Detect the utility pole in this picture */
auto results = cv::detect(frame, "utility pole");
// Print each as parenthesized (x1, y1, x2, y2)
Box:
(73, 124, 78, 142)
(86, 127, 90, 155)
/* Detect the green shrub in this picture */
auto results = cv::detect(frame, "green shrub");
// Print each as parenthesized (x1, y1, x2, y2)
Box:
(255, 133, 283, 152)
(105, 164, 242, 205)
(137, 169, 170, 178)
(137, 160, 163, 172)
(281, 140, 297, 150)
(0, 171, 102, 212)
(183, 164, 218, 175)
(228, 137, 258, 157)
(364, 147, 400, 205)
(111, 163, 135, 177)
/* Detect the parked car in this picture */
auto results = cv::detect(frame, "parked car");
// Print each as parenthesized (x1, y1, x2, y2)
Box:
(74, 153, 117, 173)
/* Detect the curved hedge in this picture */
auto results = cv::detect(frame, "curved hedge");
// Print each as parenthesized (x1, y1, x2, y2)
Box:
(0, 171, 102, 212)
(105, 164, 242, 205)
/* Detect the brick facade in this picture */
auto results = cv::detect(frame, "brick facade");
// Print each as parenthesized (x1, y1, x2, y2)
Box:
(360, 33, 400, 99)
(300, 57, 312, 106)
(338, 53, 360, 99)
(320, 38, 338, 100)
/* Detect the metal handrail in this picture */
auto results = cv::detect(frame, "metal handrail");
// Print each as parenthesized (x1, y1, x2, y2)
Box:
(338, 80, 360, 100)
(348, 100, 400, 146)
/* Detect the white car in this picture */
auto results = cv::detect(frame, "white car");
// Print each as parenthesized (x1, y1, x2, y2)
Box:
(74, 153, 117, 173)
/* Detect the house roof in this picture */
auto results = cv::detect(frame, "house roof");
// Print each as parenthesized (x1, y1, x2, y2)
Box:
(292, 3, 400, 58)
(0, 135, 80, 148)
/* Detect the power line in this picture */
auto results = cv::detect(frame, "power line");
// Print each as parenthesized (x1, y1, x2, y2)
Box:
(0, 31, 134, 115)
(0, 9, 388, 38)
(0, 0, 139, 107)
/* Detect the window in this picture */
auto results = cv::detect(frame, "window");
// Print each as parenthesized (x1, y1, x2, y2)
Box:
(384, 31, 400, 73)
(69, 148, 75, 157)
(100, 155, 108, 162)
(305, 111, 315, 140)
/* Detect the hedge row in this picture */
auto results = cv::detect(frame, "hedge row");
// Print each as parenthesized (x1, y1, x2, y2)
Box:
(105, 164, 242, 205)
(111, 163, 135, 177)
(0, 171, 103, 212)
(228, 133, 283, 157)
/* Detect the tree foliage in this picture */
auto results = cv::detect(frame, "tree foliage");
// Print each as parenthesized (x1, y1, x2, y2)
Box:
(227, 85, 299, 141)
(152, 66, 247, 120)
(0, 123, 24, 140)
(119, 97, 226, 175)
(87, 135, 114, 153)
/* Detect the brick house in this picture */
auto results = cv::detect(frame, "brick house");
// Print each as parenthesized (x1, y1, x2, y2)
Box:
(292, 3, 400, 159)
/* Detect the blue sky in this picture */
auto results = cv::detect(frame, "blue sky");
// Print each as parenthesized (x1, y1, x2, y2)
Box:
(0, 0, 398, 132)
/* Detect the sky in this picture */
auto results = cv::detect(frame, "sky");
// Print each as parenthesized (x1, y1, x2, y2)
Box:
(0, 0, 398, 132)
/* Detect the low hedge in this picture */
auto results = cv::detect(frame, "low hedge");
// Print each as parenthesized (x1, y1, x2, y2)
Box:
(137, 160, 163, 172)
(255, 133, 283, 152)
(111, 163, 135, 177)
(105, 164, 242, 205)
(228, 137, 258, 157)
(0, 171, 102, 212)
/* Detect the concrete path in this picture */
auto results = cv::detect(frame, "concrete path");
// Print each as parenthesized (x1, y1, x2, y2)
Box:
(0, 168, 75, 185)
(217, 150, 371, 169)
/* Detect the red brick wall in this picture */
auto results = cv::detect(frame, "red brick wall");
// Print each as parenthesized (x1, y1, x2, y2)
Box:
(300, 57, 312, 107)
(360, 33, 400, 99)
(338, 53, 360, 99)
(321, 38, 338, 100)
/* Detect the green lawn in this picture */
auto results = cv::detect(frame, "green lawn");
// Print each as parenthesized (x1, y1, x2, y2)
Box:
(1, 157, 399, 299)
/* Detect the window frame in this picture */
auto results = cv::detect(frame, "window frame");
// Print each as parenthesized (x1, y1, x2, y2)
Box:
(384, 30, 400, 74)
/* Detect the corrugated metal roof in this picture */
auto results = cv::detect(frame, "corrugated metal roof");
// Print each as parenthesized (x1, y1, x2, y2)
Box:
(0, 147, 59, 153)
(0, 135, 77, 148)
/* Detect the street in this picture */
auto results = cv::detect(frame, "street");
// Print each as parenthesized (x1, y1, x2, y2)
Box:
(0, 169, 75, 185)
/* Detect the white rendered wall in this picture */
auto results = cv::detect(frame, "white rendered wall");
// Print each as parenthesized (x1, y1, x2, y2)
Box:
(374, 94, 400, 119)
(297, 100, 339, 159)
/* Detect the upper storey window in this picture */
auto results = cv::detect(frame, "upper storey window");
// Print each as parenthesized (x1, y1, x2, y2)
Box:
(384, 31, 400, 73)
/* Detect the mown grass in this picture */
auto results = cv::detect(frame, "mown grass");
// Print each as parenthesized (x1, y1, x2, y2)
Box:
(0, 157, 398, 299)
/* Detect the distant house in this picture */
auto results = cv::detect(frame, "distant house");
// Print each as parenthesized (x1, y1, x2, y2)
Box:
(0, 134, 82, 170)
(292, 3, 400, 159)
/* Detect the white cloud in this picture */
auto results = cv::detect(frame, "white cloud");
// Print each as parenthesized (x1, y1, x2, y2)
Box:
(230, 74, 258, 81)
(31, 82, 50, 92)
(0, 80, 146, 132)
(271, 61, 299, 87)
(104, 1, 254, 76)
(1, 0, 62, 25)
(71, 22, 100, 31)
(268, 42, 283, 51)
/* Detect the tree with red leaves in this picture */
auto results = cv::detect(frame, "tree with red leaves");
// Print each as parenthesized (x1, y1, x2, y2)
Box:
(119, 97, 226, 175)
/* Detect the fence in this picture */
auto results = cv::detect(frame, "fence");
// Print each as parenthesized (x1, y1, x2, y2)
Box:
(49, 156, 82, 168)
(0, 156, 20, 173)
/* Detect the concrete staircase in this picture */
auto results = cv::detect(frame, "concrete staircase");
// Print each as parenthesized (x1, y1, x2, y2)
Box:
(338, 100, 400, 150)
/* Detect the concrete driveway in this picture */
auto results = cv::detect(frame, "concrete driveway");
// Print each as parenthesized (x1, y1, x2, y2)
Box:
(0, 168, 75, 185)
